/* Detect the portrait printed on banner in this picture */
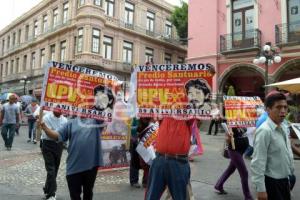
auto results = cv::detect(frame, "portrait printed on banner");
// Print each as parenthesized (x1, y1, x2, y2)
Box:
(184, 78, 211, 110)
(93, 85, 115, 114)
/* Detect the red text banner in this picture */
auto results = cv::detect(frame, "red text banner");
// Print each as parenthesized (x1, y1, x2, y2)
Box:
(136, 63, 214, 119)
(223, 96, 264, 127)
(41, 61, 119, 121)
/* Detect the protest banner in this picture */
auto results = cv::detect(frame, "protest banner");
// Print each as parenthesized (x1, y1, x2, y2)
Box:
(100, 129, 129, 169)
(136, 122, 159, 164)
(136, 63, 214, 119)
(41, 61, 120, 121)
(291, 123, 300, 139)
(223, 96, 264, 127)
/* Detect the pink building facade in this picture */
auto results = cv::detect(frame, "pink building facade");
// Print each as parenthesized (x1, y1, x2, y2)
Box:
(188, 0, 300, 100)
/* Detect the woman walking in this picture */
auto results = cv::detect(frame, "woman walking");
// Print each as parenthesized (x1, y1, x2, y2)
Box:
(214, 127, 253, 200)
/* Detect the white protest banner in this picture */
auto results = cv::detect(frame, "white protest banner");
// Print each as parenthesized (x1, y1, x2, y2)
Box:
(136, 122, 159, 164)
(291, 123, 300, 139)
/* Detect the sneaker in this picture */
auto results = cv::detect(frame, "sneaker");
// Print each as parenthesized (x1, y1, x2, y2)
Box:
(33, 140, 37, 144)
(46, 196, 56, 200)
(27, 139, 31, 143)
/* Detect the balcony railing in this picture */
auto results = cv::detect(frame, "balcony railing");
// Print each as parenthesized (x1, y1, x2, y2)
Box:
(275, 21, 300, 46)
(220, 29, 261, 54)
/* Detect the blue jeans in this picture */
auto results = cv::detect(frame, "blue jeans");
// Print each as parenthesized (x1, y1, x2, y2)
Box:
(145, 154, 190, 200)
(1, 123, 16, 148)
(28, 119, 36, 140)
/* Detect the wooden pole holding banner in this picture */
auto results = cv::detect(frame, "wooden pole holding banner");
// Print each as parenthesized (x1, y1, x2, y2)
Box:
(36, 108, 44, 142)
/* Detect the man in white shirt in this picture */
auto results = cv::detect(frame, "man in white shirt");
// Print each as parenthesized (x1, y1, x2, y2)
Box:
(40, 111, 68, 200)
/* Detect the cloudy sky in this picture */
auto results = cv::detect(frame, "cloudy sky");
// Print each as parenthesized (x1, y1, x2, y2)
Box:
(0, 0, 187, 30)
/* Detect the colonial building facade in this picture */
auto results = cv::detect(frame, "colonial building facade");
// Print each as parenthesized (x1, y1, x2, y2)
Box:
(188, 0, 300, 100)
(0, 0, 186, 97)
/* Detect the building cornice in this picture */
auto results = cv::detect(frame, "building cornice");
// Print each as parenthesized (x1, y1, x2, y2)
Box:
(0, 0, 51, 36)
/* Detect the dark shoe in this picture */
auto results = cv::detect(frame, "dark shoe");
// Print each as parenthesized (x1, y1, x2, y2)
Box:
(206, 133, 211, 135)
(27, 139, 31, 143)
(130, 183, 141, 188)
(214, 187, 227, 195)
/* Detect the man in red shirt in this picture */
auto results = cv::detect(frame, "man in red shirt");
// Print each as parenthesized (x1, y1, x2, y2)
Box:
(145, 65, 215, 200)
(145, 118, 194, 200)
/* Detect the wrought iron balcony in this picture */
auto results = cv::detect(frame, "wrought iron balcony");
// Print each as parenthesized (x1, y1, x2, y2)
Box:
(220, 29, 261, 54)
(275, 21, 300, 46)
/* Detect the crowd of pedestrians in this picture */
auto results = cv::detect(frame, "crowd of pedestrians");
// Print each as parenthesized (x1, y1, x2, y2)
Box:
(0, 88, 299, 200)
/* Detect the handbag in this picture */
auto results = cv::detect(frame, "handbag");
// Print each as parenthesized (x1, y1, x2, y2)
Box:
(222, 141, 230, 159)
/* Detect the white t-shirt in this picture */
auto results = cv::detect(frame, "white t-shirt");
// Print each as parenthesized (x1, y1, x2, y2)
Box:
(41, 112, 68, 141)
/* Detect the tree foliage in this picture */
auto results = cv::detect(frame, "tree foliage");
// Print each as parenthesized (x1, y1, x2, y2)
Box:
(170, 2, 188, 40)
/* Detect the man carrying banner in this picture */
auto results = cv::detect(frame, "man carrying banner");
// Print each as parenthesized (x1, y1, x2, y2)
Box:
(251, 92, 294, 200)
(145, 65, 216, 200)
(41, 117, 105, 200)
(40, 110, 68, 200)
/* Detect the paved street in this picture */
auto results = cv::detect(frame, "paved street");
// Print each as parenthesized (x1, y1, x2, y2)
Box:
(0, 125, 299, 200)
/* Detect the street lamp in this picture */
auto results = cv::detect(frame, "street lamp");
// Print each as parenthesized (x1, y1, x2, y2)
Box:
(253, 42, 281, 95)
(20, 76, 31, 95)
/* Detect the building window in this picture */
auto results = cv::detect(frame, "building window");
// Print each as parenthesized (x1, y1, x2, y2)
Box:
(0, 64, 3, 77)
(33, 20, 38, 38)
(232, 0, 254, 42)
(123, 41, 133, 64)
(40, 48, 45, 67)
(103, 36, 113, 59)
(146, 11, 155, 35)
(31, 52, 36, 69)
(43, 15, 48, 33)
(7, 36, 10, 49)
(16, 58, 20, 73)
(92, 29, 100, 53)
(63, 2, 69, 24)
(165, 19, 172, 38)
(53, 8, 59, 28)
(17, 29, 21, 44)
(94, 0, 102, 6)
(145, 47, 154, 63)
(12, 32, 16, 46)
(23, 55, 27, 71)
(77, 28, 83, 52)
(287, 0, 300, 35)
(25, 25, 29, 41)
(105, 0, 115, 17)
(2, 40, 5, 55)
(50, 44, 55, 61)
(164, 53, 171, 64)
(125, 2, 134, 28)
(6, 62, 8, 76)
(177, 57, 184, 64)
(78, 0, 85, 7)
(10, 60, 14, 74)
(60, 41, 66, 62)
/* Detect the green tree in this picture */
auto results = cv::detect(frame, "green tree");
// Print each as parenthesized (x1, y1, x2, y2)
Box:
(170, 2, 188, 41)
